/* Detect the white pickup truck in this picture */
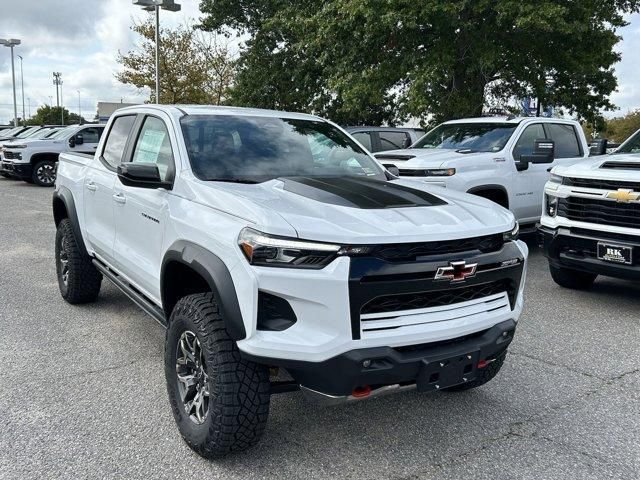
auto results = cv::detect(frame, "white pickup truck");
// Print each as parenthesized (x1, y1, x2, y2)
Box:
(53, 105, 528, 458)
(375, 117, 590, 229)
(0, 124, 105, 186)
(539, 128, 640, 288)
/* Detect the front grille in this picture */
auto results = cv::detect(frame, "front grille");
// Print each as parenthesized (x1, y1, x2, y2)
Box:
(367, 234, 504, 262)
(557, 197, 640, 229)
(361, 280, 512, 315)
(3, 151, 17, 159)
(563, 177, 640, 191)
(398, 169, 430, 177)
(601, 161, 640, 170)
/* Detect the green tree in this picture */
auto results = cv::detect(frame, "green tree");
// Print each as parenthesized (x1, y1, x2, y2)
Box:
(116, 16, 235, 104)
(199, 0, 640, 126)
(27, 105, 86, 126)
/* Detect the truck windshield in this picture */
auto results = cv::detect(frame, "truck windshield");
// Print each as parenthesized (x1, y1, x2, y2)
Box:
(615, 130, 640, 154)
(15, 127, 41, 139)
(412, 122, 517, 152)
(180, 115, 386, 183)
(48, 125, 77, 140)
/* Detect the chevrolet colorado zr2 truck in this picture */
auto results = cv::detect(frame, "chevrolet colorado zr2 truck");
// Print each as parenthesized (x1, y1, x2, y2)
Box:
(375, 117, 589, 230)
(539, 128, 640, 288)
(53, 105, 528, 458)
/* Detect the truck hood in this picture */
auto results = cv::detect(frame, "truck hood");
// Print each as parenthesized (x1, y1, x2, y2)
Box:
(553, 154, 640, 181)
(3, 138, 60, 148)
(190, 176, 515, 244)
(375, 148, 494, 169)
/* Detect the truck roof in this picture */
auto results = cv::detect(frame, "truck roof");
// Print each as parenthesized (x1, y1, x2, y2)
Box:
(115, 104, 323, 122)
(444, 116, 578, 125)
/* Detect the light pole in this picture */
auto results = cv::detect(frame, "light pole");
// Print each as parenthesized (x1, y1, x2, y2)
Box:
(132, 0, 181, 104)
(0, 38, 21, 126)
(53, 72, 63, 125)
(77, 90, 82, 124)
(17, 55, 25, 124)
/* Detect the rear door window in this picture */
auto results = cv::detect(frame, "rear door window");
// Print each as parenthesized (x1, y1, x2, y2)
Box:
(546, 123, 582, 158)
(102, 115, 137, 169)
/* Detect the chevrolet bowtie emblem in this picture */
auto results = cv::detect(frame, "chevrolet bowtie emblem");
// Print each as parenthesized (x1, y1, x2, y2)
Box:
(606, 189, 639, 203)
(434, 261, 478, 282)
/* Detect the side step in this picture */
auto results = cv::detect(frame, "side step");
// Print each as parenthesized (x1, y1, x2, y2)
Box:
(92, 259, 168, 329)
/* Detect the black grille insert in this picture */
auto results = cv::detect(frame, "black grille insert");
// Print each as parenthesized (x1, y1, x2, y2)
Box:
(557, 197, 639, 229)
(366, 234, 504, 262)
(563, 177, 640, 191)
(361, 280, 512, 316)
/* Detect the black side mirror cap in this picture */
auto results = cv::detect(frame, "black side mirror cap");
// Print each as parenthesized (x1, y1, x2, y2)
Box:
(401, 137, 412, 149)
(519, 138, 555, 167)
(589, 138, 608, 156)
(75, 134, 84, 145)
(382, 163, 400, 177)
(117, 163, 172, 190)
(68, 137, 75, 148)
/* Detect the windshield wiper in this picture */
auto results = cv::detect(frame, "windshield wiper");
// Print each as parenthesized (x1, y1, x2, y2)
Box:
(208, 178, 260, 184)
(455, 148, 476, 154)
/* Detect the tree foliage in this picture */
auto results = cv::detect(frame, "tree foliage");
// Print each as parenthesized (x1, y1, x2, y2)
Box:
(26, 105, 85, 126)
(116, 16, 235, 104)
(199, 0, 640, 126)
(586, 110, 640, 143)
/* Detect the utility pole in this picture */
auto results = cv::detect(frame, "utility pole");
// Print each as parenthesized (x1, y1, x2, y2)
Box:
(77, 90, 82, 124)
(133, 1, 181, 104)
(17, 55, 25, 124)
(0, 39, 21, 126)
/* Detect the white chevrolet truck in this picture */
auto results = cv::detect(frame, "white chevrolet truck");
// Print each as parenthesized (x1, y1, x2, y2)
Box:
(53, 105, 528, 458)
(539, 129, 640, 288)
(375, 117, 590, 229)
(0, 124, 105, 186)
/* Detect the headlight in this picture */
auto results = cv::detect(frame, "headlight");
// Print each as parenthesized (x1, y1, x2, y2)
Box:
(548, 174, 562, 184)
(503, 222, 519, 242)
(424, 168, 456, 177)
(546, 195, 558, 217)
(238, 228, 341, 269)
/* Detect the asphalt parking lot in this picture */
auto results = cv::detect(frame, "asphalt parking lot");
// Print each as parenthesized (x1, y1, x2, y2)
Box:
(0, 177, 638, 480)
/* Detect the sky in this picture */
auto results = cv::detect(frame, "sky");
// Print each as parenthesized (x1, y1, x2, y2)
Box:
(0, 2, 639, 124)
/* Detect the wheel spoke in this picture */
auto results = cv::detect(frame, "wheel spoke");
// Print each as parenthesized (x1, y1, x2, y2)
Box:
(175, 330, 209, 425)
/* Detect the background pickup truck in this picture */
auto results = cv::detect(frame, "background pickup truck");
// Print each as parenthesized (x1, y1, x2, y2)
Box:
(374, 117, 590, 230)
(0, 124, 105, 186)
(52, 104, 527, 458)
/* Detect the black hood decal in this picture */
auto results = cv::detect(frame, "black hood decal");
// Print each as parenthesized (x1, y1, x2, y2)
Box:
(281, 176, 447, 209)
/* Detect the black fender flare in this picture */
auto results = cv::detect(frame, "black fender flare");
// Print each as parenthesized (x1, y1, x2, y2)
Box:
(467, 184, 510, 208)
(161, 241, 246, 340)
(52, 186, 89, 257)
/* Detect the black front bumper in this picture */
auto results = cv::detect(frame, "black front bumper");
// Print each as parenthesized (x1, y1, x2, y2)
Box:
(0, 160, 31, 179)
(539, 226, 640, 281)
(244, 319, 516, 396)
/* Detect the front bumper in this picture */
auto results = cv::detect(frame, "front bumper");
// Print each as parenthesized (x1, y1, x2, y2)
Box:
(0, 160, 31, 179)
(539, 225, 640, 281)
(245, 319, 516, 396)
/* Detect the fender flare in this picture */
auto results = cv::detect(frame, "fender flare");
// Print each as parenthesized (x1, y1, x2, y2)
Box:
(52, 186, 89, 257)
(161, 241, 246, 340)
(467, 184, 510, 208)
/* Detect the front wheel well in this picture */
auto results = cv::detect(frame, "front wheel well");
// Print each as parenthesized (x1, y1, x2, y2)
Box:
(31, 152, 59, 165)
(52, 196, 68, 227)
(161, 261, 211, 317)
(468, 187, 509, 209)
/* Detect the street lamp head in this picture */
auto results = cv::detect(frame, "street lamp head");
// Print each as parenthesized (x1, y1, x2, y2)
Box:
(132, 0, 180, 11)
(0, 38, 21, 47)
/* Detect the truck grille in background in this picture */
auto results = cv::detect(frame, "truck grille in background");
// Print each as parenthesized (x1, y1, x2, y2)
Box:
(367, 234, 504, 262)
(557, 197, 639, 229)
(398, 169, 430, 177)
(563, 177, 640, 191)
(600, 161, 640, 170)
(361, 280, 513, 315)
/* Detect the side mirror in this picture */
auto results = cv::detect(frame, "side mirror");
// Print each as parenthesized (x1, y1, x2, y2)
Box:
(589, 139, 607, 156)
(117, 163, 172, 190)
(68, 137, 75, 148)
(75, 134, 84, 145)
(402, 137, 412, 149)
(518, 139, 555, 170)
(382, 163, 400, 177)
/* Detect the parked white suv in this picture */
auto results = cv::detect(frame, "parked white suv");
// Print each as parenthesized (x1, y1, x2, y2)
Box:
(53, 105, 528, 458)
(539, 128, 640, 288)
(0, 124, 105, 186)
(375, 117, 590, 228)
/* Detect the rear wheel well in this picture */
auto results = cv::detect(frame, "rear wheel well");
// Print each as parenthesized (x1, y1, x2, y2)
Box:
(162, 261, 211, 317)
(468, 187, 509, 209)
(52, 197, 68, 227)
(31, 152, 59, 165)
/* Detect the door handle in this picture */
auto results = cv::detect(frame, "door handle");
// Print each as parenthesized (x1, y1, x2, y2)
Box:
(86, 181, 97, 192)
(113, 193, 127, 204)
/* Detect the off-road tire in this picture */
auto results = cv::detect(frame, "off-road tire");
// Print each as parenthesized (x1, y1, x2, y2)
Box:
(549, 264, 597, 290)
(32, 160, 57, 187)
(165, 293, 270, 458)
(443, 351, 507, 392)
(0, 172, 10, 178)
(55, 219, 102, 303)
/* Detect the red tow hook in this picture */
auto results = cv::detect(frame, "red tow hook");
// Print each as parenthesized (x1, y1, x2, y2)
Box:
(352, 385, 372, 398)
(477, 358, 496, 369)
